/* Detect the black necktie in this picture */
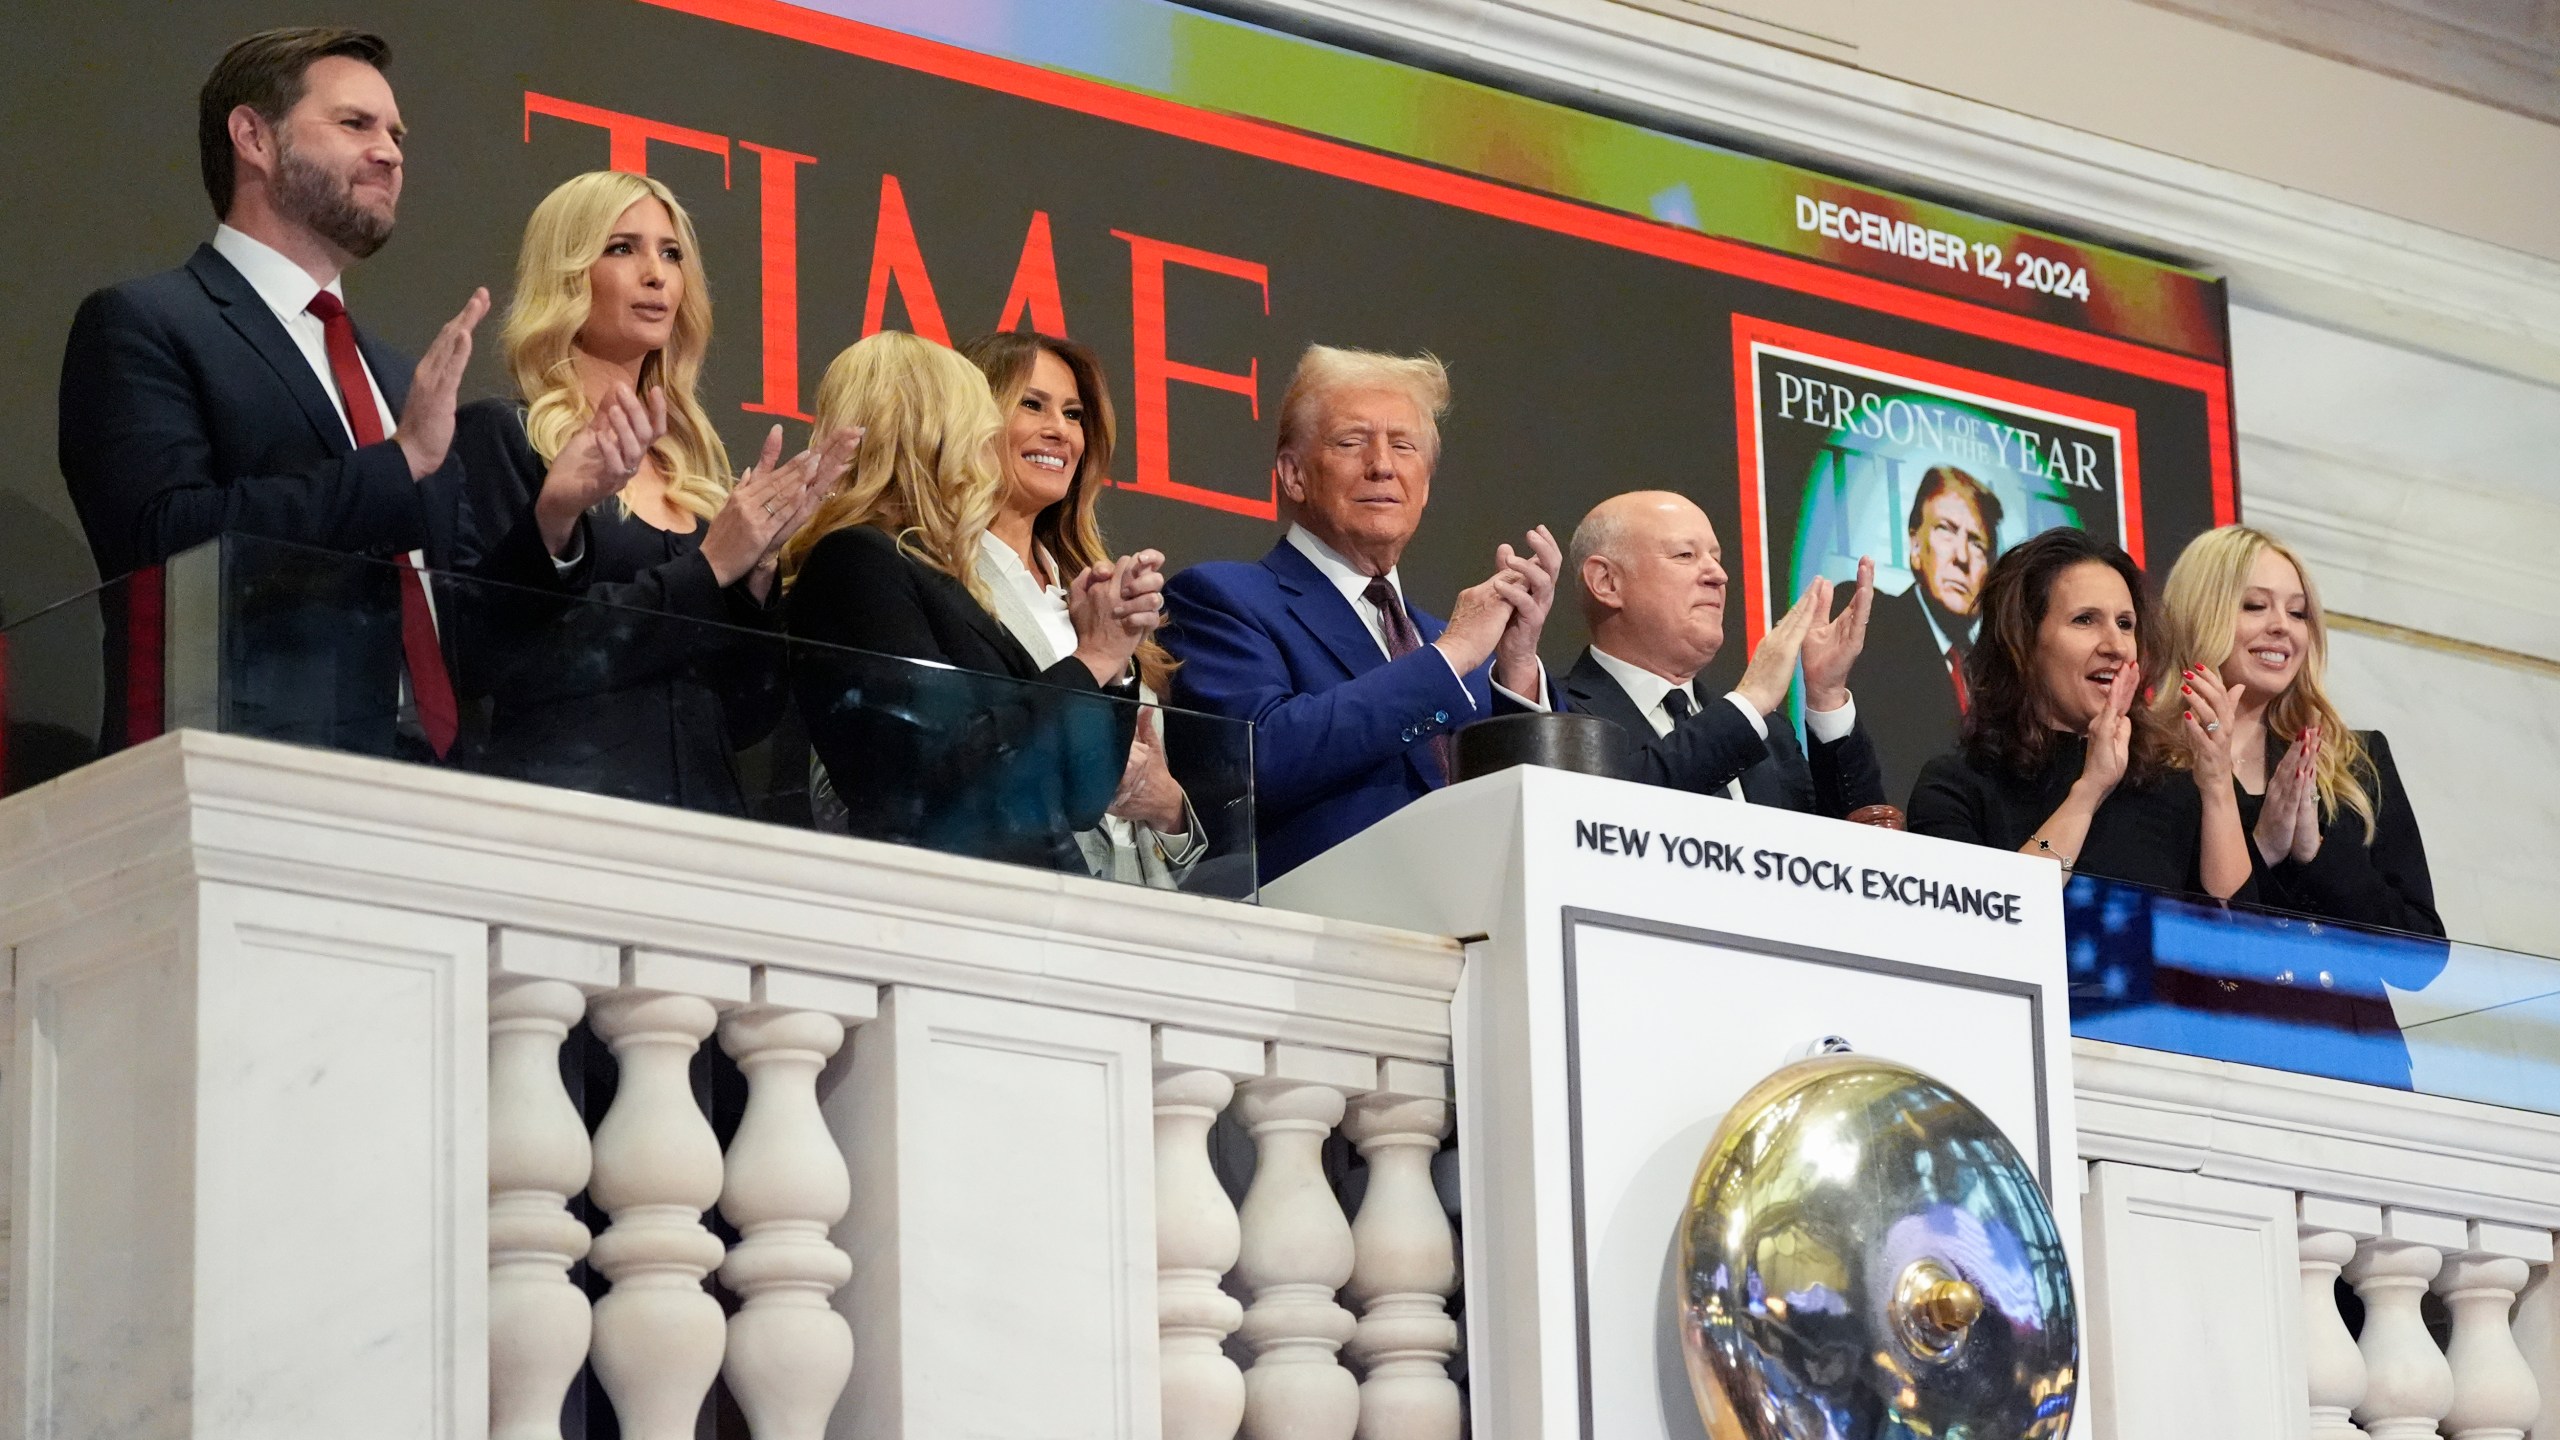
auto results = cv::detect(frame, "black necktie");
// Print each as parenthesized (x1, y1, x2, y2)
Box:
(1662, 686, 1695, 727)
(1364, 575, 1457, 783)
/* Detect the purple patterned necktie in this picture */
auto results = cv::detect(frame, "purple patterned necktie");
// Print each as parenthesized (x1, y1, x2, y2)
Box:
(1364, 575, 1458, 783)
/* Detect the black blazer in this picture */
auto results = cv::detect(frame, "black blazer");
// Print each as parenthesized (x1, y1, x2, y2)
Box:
(1561, 649, 1889, 819)
(2236, 730, 2440, 937)
(786, 524, 1135, 872)
(449, 399, 784, 816)
(1910, 738, 2255, 901)
(59, 243, 452, 579)
(57, 243, 455, 755)
(1862, 585, 1970, 807)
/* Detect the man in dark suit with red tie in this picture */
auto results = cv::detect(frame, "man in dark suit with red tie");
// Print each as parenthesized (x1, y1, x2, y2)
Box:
(57, 27, 485, 758)
(1162, 345, 1562, 882)
(1863, 465, 2003, 806)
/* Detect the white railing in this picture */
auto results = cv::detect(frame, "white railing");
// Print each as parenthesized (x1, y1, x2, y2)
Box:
(14, 732, 2560, 1440)
(485, 949, 1461, 1440)
(2079, 1039, 2560, 1439)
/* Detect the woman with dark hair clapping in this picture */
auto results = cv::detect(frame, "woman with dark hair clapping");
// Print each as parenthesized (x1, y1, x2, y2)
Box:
(1909, 527, 2254, 901)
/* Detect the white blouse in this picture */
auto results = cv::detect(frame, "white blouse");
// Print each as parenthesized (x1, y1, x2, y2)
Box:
(971, 533, 1200, 886)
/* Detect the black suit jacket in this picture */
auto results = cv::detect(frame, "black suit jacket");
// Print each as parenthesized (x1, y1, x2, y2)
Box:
(59, 243, 451, 579)
(57, 243, 455, 754)
(1864, 585, 1969, 810)
(2236, 730, 2440, 936)
(450, 399, 784, 816)
(786, 523, 1136, 872)
(1561, 649, 1888, 819)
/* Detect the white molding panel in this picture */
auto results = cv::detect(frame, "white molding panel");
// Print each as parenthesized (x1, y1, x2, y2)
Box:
(832, 985, 1161, 1440)
(2082, 1162, 2309, 1440)
(5, 879, 486, 1440)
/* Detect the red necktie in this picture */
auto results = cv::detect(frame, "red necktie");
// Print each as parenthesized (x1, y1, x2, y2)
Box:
(306, 290, 458, 757)
(1363, 575, 1458, 783)
(1947, 640, 1971, 716)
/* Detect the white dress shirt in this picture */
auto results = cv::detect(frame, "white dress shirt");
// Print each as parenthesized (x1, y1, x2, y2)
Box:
(1585, 644, 1857, 803)
(211, 227, 437, 644)
(1284, 524, 1549, 710)
(972, 533, 1201, 881)
(212, 225, 396, 443)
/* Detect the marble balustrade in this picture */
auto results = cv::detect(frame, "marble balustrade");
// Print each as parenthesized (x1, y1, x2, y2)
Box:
(19, 738, 2560, 1439)
(482, 957, 1461, 1440)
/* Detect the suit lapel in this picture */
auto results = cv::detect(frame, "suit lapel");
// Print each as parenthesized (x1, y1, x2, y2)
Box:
(188, 245, 353, 456)
(1265, 541, 1389, 682)
(1562, 649, 1653, 736)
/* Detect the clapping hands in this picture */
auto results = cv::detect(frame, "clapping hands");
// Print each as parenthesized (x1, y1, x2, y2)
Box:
(2252, 725, 2325, 866)
(536, 381, 666, 555)
(2074, 660, 2142, 800)
(1070, 549, 1167, 685)
(1797, 556, 1876, 712)
(1434, 526, 1560, 693)
(703, 422, 862, 595)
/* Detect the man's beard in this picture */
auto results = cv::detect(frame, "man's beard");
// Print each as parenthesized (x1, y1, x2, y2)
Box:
(274, 135, 394, 259)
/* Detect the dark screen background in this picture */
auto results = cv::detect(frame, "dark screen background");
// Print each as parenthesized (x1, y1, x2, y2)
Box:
(0, 0, 2229, 749)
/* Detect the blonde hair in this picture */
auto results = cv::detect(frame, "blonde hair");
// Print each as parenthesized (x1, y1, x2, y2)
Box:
(1275, 344, 1450, 460)
(2157, 524, 2376, 842)
(781, 330, 1005, 603)
(501, 170, 731, 521)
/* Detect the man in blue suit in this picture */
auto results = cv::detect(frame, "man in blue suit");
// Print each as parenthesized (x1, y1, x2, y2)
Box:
(1163, 345, 1560, 881)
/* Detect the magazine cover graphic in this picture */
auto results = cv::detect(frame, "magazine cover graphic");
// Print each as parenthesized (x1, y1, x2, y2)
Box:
(1732, 317, 2147, 801)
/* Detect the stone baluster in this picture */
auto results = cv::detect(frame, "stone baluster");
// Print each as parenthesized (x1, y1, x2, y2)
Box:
(1153, 1029, 1263, 1440)
(716, 969, 875, 1440)
(2298, 1227, 2370, 1440)
(2436, 1223, 2544, 1440)
(2347, 1233, 2456, 1440)
(489, 978, 597, 1440)
(588, 985, 731, 1440)
(1235, 1045, 1374, 1440)
(1343, 1060, 1459, 1440)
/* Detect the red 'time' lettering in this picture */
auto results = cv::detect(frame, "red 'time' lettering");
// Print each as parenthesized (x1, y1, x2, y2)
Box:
(997, 211, 1068, 338)
(860, 173, 952, 346)
(521, 93, 1277, 519)
(739, 142, 817, 422)
(523, 92, 731, 184)
(1111, 230, 1271, 519)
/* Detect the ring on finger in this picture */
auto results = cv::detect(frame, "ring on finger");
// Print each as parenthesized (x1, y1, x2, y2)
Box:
(2203, 720, 2221, 733)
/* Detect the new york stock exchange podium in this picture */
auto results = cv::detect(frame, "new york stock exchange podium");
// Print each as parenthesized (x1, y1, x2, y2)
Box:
(5, 731, 2558, 1440)
(1266, 762, 2084, 1440)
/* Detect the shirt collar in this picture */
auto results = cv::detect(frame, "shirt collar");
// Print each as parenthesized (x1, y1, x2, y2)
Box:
(213, 224, 344, 324)
(976, 531, 1063, 596)
(1588, 644, 1690, 718)
(1286, 523, 1402, 610)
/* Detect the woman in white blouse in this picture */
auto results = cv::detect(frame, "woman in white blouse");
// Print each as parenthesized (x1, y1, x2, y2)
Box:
(957, 331, 1202, 886)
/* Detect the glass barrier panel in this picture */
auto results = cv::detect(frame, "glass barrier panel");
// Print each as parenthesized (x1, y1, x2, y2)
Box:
(2066, 873, 2560, 1117)
(0, 567, 129, 797)
(0, 534, 1257, 901)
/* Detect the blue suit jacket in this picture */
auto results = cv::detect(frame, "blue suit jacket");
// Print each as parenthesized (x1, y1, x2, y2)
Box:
(1164, 539, 1534, 882)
